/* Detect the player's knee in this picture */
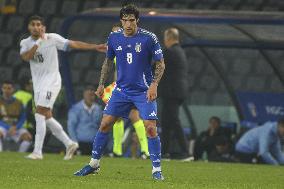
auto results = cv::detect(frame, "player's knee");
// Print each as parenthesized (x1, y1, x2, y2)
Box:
(45, 111, 52, 119)
(36, 106, 52, 118)
(129, 109, 140, 123)
(145, 124, 157, 138)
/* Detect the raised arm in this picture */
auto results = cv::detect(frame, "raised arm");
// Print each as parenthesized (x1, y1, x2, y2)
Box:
(95, 58, 114, 97)
(147, 59, 165, 101)
(69, 41, 107, 53)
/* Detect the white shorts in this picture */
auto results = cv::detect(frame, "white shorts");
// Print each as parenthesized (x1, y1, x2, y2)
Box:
(0, 127, 29, 143)
(34, 88, 60, 109)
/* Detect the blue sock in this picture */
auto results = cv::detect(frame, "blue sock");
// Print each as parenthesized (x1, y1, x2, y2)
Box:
(92, 131, 109, 159)
(148, 136, 161, 168)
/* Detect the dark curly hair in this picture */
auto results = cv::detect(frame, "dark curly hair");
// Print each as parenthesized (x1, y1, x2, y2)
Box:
(120, 5, 139, 20)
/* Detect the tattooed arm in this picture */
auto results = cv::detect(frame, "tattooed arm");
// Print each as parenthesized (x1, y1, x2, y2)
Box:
(147, 59, 165, 101)
(95, 58, 113, 97)
(152, 59, 165, 85)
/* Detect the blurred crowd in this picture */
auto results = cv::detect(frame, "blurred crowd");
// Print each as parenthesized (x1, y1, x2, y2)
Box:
(1, 26, 284, 166)
(1, 77, 284, 165)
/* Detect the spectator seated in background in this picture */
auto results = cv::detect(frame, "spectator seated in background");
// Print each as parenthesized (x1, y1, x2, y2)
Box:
(235, 119, 284, 165)
(14, 77, 35, 130)
(194, 116, 230, 160)
(0, 80, 32, 152)
(14, 77, 33, 108)
(208, 136, 236, 163)
(68, 86, 103, 155)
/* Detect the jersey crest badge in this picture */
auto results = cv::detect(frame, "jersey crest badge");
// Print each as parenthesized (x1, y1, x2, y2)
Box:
(135, 43, 142, 53)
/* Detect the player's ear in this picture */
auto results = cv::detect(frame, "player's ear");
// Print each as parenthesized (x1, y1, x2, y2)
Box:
(136, 18, 139, 24)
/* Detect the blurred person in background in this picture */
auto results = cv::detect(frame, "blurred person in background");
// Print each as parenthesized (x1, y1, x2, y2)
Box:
(235, 119, 284, 165)
(160, 28, 189, 159)
(0, 80, 32, 152)
(14, 77, 35, 131)
(68, 86, 103, 155)
(208, 136, 236, 163)
(194, 116, 228, 160)
(20, 15, 106, 160)
(14, 77, 33, 108)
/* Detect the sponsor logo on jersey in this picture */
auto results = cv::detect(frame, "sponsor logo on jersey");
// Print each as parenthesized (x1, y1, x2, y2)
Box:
(116, 46, 122, 51)
(149, 111, 157, 117)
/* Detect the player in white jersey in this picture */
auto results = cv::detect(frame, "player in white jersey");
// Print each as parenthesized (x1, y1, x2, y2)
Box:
(20, 15, 106, 160)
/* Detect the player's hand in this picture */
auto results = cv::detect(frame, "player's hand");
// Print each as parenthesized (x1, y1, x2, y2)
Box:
(9, 126, 17, 136)
(95, 44, 107, 53)
(147, 83, 158, 102)
(95, 85, 104, 98)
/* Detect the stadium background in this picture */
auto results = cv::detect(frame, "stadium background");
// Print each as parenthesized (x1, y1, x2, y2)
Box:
(1, 0, 284, 150)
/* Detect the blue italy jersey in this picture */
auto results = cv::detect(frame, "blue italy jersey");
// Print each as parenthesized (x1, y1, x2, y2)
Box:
(106, 28, 163, 95)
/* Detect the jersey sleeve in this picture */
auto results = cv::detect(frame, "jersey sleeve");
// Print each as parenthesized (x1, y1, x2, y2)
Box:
(49, 33, 69, 51)
(106, 34, 115, 60)
(19, 40, 29, 55)
(148, 33, 163, 61)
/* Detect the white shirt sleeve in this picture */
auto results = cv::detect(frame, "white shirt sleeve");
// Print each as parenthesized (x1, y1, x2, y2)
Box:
(49, 33, 69, 51)
(19, 40, 29, 55)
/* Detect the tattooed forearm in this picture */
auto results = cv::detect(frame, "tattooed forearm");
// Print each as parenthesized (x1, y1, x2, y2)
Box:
(152, 59, 165, 84)
(99, 58, 113, 86)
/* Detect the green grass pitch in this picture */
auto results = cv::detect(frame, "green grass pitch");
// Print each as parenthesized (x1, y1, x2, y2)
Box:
(0, 152, 283, 189)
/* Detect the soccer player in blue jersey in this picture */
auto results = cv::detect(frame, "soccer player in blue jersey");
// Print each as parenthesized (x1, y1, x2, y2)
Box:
(74, 5, 165, 180)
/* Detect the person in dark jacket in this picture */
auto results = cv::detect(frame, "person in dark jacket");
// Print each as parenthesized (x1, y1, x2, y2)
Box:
(159, 28, 189, 159)
(194, 116, 229, 160)
(208, 136, 236, 163)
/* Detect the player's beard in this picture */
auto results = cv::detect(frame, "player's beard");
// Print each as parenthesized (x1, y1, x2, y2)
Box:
(30, 28, 42, 38)
(31, 32, 40, 39)
(125, 27, 136, 36)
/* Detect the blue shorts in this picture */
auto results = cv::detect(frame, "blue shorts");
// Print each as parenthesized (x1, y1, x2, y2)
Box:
(104, 88, 158, 120)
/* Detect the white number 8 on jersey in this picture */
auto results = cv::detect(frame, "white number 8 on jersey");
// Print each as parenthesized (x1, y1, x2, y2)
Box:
(127, 53, 132, 64)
